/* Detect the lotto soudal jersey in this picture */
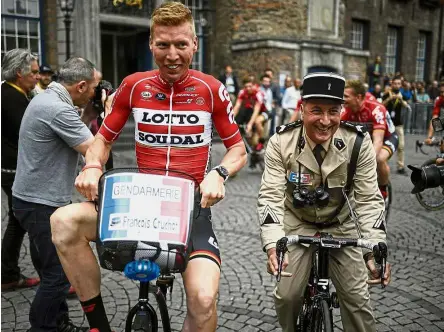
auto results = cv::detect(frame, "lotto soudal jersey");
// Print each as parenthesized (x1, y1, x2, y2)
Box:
(99, 70, 242, 184)
(342, 93, 394, 139)
(237, 88, 266, 111)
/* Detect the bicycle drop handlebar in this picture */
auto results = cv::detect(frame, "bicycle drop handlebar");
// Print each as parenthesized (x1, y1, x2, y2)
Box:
(275, 235, 388, 288)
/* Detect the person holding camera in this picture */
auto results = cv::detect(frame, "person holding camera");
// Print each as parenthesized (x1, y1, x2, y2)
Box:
(11, 57, 105, 332)
(258, 73, 391, 332)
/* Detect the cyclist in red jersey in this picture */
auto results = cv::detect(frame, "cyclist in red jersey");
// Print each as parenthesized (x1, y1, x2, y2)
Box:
(232, 76, 268, 146)
(425, 82, 444, 150)
(50, 3, 247, 332)
(342, 80, 398, 198)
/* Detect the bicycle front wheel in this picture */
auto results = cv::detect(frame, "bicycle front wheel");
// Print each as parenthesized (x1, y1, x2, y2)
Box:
(312, 299, 333, 332)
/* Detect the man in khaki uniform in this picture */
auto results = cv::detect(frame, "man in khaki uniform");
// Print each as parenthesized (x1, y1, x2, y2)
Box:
(258, 73, 391, 332)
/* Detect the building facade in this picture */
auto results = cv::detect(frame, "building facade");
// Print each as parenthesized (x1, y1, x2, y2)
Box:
(210, 0, 444, 84)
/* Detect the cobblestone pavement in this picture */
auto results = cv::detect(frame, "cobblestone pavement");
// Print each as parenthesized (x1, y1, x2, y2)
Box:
(2, 134, 444, 331)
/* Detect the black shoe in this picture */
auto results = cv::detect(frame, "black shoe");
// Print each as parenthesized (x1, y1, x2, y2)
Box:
(397, 168, 406, 174)
(57, 316, 88, 332)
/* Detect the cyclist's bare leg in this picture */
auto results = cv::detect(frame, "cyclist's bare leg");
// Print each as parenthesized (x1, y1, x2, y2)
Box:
(50, 202, 101, 301)
(182, 258, 220, 332)
(376, 148, 391, 186)
(253, 114, 266, 148)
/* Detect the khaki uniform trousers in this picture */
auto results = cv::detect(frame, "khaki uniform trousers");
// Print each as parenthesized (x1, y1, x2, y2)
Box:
(273, 234, 376, 332)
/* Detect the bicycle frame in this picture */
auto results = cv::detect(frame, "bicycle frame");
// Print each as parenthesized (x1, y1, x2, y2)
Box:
(125, 275, 174, 332)
(298, 243, 334, 331)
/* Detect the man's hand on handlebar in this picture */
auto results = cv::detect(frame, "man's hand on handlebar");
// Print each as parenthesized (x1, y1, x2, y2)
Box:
(366, 258, 391, 287)
(75, 167, 103, 201)
(267, 247, 292, 278)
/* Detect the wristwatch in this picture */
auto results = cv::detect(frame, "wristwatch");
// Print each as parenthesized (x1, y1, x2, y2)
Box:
(212, 165, 229, 183)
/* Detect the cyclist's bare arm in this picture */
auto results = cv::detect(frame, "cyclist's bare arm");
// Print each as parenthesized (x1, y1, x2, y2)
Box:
(75, 134, 113, 200)
(248, 101, 262, 127)
(218, 141, 247, 176)
(426, 114, 439, 143)
(371, 129, 384, 155)
(232, 98, 242, 117)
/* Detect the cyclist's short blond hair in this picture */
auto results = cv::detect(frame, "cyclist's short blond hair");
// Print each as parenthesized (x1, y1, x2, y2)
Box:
(345, 80, 366, 97)
(150, 2, 196, 37)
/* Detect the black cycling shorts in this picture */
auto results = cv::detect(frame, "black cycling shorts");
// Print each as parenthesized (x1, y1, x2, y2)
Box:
(382, 134, 399, 157)
(188, 207, 221, 269)
(235, 107, 253, 125)
(235, 108, 270, 125)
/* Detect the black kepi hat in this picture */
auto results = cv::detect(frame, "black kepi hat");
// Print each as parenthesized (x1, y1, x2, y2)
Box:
(301, 72, 345, 103)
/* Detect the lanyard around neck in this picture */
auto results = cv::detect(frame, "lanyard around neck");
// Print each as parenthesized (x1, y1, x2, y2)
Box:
(6, 82, 29, 100)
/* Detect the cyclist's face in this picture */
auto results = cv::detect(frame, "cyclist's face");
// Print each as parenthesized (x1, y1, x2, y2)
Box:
(344, 88, 362, 112)
(302, 99, 341, 144)
(150, 23, 197, 83)
(245, 82, 253, 94)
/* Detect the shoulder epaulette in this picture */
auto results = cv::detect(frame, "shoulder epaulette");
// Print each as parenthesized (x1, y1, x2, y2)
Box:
(340, 121, 365, 136)
(276, 120, 302, 134)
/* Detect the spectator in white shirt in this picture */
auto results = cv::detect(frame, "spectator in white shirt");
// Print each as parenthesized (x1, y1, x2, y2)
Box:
(281, 78, 302, 123)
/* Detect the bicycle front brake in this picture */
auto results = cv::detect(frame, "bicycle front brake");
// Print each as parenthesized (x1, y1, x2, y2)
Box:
(276, 237, 288, 282)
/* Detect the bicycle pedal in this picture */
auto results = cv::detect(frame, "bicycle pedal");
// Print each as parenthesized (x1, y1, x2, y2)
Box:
(331, 292, 340, 308)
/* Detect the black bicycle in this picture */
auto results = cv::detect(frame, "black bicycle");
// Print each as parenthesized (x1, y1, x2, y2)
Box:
(96, 168, 199, 332)
(276, 234, 387, 332)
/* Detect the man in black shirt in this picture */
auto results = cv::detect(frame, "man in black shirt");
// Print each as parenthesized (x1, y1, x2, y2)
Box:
(1, 48, 41, 291)
(382, 76, 408, 174)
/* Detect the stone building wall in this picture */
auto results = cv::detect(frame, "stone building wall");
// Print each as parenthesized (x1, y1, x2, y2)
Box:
(345, 0, 443, 82)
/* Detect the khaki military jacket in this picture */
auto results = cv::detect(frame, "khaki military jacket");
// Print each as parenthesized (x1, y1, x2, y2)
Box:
(258, 121, 386, 253)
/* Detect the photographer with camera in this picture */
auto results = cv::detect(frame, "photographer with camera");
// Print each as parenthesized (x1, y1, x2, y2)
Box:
(11, 57, 110, 332)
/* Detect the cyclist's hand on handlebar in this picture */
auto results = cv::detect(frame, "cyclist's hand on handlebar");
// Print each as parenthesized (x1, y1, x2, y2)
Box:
(75, 168, 102, 201)
(267, 248, 292, 278)
(366, 258, 391, 287)
(200, 170, 225, 208)
(437, 157, 444, 165)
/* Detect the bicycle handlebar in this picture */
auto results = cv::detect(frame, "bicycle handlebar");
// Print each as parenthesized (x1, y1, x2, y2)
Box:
(275, 235, 388, 288)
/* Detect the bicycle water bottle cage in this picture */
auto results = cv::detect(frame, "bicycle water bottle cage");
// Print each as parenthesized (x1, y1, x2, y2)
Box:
(124, 260, 160, 282)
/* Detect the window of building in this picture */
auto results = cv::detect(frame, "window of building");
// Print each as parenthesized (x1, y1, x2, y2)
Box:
(385, 26, 401, 75)
(350, 19, 369, 50)
(1, 0, 42, 61)
(415, 32, 429, 82)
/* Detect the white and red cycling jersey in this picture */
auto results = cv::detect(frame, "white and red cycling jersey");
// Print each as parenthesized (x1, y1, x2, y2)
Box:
(99, 69, 242, 184)
(237, 87, 266, 112)
(432, 95, 444, 117)
(342, 93, 394, 139)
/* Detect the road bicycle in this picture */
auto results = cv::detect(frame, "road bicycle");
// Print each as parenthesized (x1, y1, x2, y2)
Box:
(276, 234, 387, 332)
(96, 168, 198, 332)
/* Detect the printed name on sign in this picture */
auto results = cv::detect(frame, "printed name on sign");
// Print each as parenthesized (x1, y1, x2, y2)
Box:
(112, 182, 181, 201)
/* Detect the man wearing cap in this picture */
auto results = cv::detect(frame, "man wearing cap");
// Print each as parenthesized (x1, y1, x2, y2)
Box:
(258, 72, 391, 332)
(32, 64, 54, 96)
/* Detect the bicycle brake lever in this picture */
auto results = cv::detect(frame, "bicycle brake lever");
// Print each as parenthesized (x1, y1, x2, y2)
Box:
(276, 238, 288, 282)
(379, 242, 388, 289)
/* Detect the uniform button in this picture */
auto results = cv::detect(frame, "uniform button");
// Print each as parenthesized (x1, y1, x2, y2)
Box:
(317, 217, 321, 221)
(341, 180, 346, 185)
